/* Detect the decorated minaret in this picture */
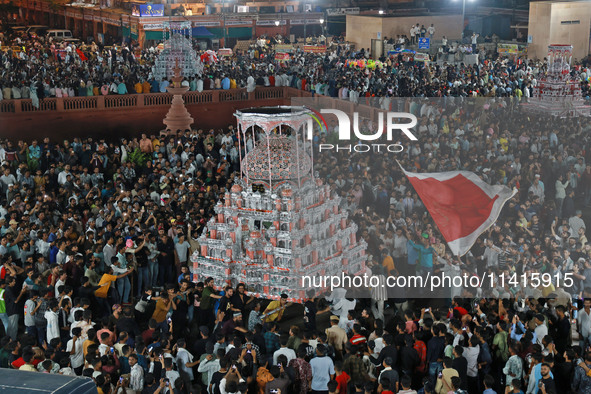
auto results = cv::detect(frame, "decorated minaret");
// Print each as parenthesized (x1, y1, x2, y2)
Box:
(163, 59, 194, 134)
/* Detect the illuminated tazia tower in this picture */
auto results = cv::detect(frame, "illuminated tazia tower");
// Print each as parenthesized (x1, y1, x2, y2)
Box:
(522, 44, 591, 117)
(191, 106, 367, 302)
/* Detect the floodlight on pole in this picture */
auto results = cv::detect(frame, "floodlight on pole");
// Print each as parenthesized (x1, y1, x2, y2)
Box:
(378, 10, 384, 15)
(275, 20, 280, 26)
(454, 0, 475, 38)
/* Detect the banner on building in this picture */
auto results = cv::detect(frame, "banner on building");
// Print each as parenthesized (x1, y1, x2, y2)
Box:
(142, 23, 164, 30)
(497, 43, 519, 55)
(192, 21, 221, 27)
(103, 17, 122, 26)
(326, 7, 360, 16)
(414, 52, 430, 62)
(256, 20, 287, 26)
(225, 20, 251, 26)
(275, 52, 290, 61)
(132, 4, 164, 17)
(289, 19, 323, 25)
(303, 45, 326, 53)
(275, 44, 294, 53)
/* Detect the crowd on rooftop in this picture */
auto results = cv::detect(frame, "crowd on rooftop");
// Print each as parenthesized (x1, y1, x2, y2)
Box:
(0, 28, 589, 106)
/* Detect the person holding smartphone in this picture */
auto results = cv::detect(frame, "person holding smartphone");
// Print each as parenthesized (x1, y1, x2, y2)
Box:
(115, 376, 130, 393)
(218, 366, 245, 394)
(537, 363, 557, 394)
(264, 363, 290, 394)
(435, 357, 459, 394)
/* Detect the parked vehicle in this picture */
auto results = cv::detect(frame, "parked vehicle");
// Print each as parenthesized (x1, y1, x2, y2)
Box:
(0, 370, 97, 394)
(46, 29, 73, 41)
(26, 25, 49, 38)
(9, 25, 27, 34)
(63, 37, 82, 44)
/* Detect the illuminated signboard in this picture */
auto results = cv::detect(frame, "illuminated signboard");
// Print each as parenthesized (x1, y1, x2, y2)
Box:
(132, 4, 164, 17)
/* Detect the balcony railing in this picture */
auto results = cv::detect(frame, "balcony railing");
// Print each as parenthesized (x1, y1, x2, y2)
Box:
(0, 87, 292, 114)
(63, 97, 98, 111)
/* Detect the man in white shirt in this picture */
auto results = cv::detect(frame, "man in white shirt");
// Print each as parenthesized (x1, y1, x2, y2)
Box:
(56, 242, 67, 266)
(129, 354, 144, 392)
(463, 336, 480, 382)
(163, 357, 180, 394)
(45, 300, 60, 345)
(55, 271, 67, 298)
(483, 239, 500, 269)
(57, 165, 72, 185)
(471, 33, 479, 51)
(579, 299, 591, 347)
(569, 210, 586, 236)
(176, 339, 198, 383)
(410, 25, 416, 45)
(35, 232, 51, 259)
(273, 334, 296, 365)
(102, 237, 116, 269)
(219, 369, 246, 394)
(427, 24, 435, 38)
(67, 327, 85, 375)
(197, 351, 222, 389)
(534, 314, 548, 345)
(246, 74, 256, 93)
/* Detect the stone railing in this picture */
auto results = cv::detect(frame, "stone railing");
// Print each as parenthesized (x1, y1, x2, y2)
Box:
(0, 87, 393, 128)
(0, 87, 292, 114)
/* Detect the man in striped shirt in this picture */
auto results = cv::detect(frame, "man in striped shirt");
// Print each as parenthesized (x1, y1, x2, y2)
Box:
(349, 323, 367, 346)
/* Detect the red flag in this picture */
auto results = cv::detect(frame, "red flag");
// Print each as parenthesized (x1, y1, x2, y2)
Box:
(400, 164, 516, 256)
(76, 48, 87, 61)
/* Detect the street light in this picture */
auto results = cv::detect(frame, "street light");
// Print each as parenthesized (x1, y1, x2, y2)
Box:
(222, 0, 226, 49)
(454, 0, 474, 39)
(304, 8, 307, 45)
(378, 10, 384, 15)
(275, 20, 280, 26)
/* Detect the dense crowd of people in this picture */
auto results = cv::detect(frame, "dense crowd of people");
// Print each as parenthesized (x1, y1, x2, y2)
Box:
(2, 19, 591, 394)
(1, 27, 589, 107)
(0, 94, 591, 394)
